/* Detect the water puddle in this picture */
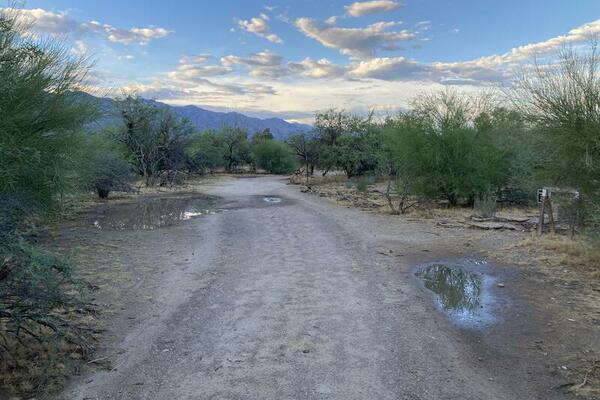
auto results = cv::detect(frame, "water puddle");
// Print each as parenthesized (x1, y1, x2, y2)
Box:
(90, 195, 219, 230)
(263, 196, 282, 203)
(415, 261, 496, 326)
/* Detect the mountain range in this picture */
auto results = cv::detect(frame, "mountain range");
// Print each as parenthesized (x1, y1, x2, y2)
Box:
(82, 93, 311, 139)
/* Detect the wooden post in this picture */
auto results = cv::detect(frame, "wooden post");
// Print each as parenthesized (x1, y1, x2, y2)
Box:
(538, 197, 545, 235)
(546, 197, 556, 234)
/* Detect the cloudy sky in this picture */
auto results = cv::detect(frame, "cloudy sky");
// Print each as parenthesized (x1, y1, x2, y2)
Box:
(10, 0, 600, 122)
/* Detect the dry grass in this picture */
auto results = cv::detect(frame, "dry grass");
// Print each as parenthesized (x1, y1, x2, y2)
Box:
(0, 313, 101, 397)
(508, 234, 600, 278)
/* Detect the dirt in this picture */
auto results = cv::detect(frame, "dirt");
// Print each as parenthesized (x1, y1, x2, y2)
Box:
(33, 176, 600, 399)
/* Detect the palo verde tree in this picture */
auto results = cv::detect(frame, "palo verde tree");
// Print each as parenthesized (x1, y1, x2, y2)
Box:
(0, 7, 95, 371)
(513, 46, 600, 232)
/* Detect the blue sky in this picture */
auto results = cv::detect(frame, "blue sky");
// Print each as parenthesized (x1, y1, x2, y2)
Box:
(11, 0, 600, 122)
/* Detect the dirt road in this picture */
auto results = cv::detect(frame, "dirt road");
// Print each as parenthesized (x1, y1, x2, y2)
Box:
(59, 176, 585, 400)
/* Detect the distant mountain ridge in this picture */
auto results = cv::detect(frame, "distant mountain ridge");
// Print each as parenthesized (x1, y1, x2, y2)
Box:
(82, 93, 311, 139)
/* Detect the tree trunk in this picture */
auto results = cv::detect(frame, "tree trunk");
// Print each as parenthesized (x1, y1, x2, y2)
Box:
(97, 188, 110, 199)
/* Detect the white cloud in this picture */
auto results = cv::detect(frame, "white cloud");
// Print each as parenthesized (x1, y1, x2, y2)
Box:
(345, 1, 401, 17)
(348, 56, 431, 81)
(71, 40, 88, 55)
(221, 51, 286, 78)
(288, 58, 346, 79)
(168, 55, 232, 80)
(295, 18, 414, 59)
(5, 7, 171, 46)
(237, 15, 283, 44)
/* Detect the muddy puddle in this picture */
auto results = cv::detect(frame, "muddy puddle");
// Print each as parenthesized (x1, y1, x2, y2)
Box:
(89, 195, 219, 230)
(415, 260, 497, 326)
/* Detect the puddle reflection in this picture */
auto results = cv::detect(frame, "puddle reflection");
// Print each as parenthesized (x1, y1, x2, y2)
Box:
(91, 196, 218, 230)
(415, 262, 495, 325)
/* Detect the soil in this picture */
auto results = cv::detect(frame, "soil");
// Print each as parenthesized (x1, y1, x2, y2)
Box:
(33, 176, 600, 399)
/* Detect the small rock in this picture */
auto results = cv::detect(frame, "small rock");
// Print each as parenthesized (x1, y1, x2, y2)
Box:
(497, 283, 505, 288)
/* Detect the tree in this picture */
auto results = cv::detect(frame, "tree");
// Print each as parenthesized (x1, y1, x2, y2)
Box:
(383, 90, 505, 206)
(513, 46, 600, 231)
(116, 96, 194, 185)
(314, 109, 362, 175)
(0, 9, 95, 214)
(252, 140, 297, 174)
(381, 114, 423, 213)
(0, 8, 95, 380)
(218, 127, 252, 172)
(287, 132, 320, 182)
(187, 130, 226, 173)
(313, 109, 378, 177)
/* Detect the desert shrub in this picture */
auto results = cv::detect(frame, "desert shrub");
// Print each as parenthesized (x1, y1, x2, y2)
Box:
(313, 109, 381, 177)
(78, 134, 133, 198)
(474, 193, 497, 218)
(514, 46, 600, 235)
(355, 176, 369, 193)
(0, 8, 95, 394)
(383, 90, 506, 206)
(252, 140, 297, 174)
(116, 96, 194, 185)
(86, 153, 133, 198)
(187, 131, 226, 173)
(218, 127, 252, 172)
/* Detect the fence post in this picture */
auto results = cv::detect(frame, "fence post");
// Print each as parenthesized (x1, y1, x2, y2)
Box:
(538, 196, 545, 235)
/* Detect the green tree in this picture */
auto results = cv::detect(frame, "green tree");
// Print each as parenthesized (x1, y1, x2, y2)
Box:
(287, 132, 320, 182)
(218, 127, 252, 172)
(116, 96, 194, 185)
(0, 10, 95, 215)
(79, 133, 133, 198)
(514, 46, 600, 231)
(0, 9, 95, 384)
(252, 140, 297, 174)
(186, 130, 226, 173)
(384, 90, 505, 206)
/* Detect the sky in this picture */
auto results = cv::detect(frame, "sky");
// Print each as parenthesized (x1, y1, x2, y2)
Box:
(7, 0, 600, 123)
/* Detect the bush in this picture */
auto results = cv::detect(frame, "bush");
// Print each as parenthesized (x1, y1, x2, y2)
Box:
(87, 153, 133, 198)
(515, 47, 600, 235)
(252, 140, 297, 174)
(116, 96, 194, 185)
(355, 176, 369, 193)
(383, 90, 506, 206)
(474, 193, 497, 218)
(187, 131, 226, 173)
(0, 10, 94, 393)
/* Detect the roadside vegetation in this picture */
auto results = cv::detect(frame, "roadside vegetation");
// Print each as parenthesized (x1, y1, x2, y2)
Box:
(1, 5, 600, 398)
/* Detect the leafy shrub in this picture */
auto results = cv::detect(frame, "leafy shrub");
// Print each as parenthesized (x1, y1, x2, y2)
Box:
(187, 131, 226, 173)
(252, 140, 297, 174)
(355, 176, 369, 192)
(474, 193, 497, 218)
(87, 153, 133, 198)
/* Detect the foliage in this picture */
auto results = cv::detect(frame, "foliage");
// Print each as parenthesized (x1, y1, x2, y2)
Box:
(218, 127, 252, 172)
(514, 46, 600, 233)
(186, 130, 226, 173)
(0, 9, 95, 214)
(473, 193, 497, 218)
(252, 139, 297, 174)
(0, 9, 94, 394)
(355, 176, 369, 193)
(116, 96, 194, 185)
(383, 90, 507, 206)
(287, 132, 320, 180)
(313, 109, 381, 177)
(77, 134, 133, 198)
